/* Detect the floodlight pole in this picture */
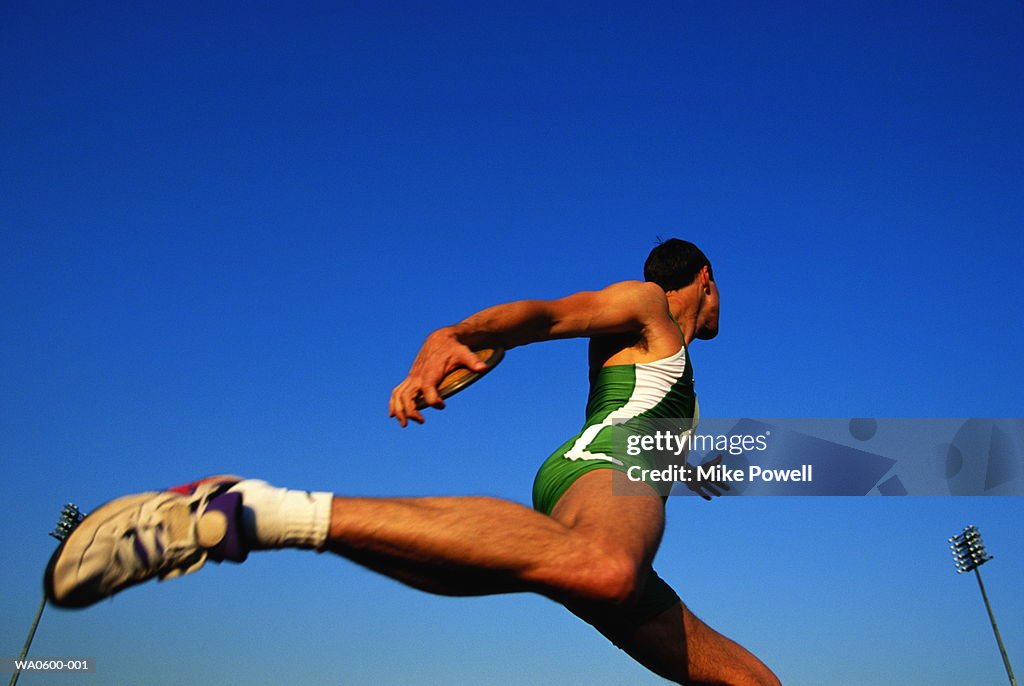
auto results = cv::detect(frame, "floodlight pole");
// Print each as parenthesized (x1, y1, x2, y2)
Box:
(8, 596, 47, 686)
(973, 565, 1017, 686)
(949, 524, 1017, 686)
(8, 504, 85, 686)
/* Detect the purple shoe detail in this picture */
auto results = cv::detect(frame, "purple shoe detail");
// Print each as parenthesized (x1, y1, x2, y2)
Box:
(204, 492, 249, 563)
(154, 523, 165, 556)
(132, 536, 150, 566)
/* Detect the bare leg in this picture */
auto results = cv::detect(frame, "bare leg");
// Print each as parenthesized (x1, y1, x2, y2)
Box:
(571, 599, 781, 686)
(325, 470, 663, 605)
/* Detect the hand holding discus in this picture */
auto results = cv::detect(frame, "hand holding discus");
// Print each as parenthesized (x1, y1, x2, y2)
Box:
(413, 347, 504, 410)
(389, 330, 504, 426)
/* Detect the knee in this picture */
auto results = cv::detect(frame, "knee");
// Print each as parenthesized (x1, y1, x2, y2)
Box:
(571, 552, 641, 606)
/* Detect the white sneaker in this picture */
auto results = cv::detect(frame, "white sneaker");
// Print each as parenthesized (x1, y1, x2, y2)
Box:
(45, 476, 248, 608)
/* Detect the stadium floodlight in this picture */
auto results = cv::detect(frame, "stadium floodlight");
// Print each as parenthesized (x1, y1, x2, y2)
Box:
(949, 524, 994, 574)
(948, 525, 1017, 686)
(50, 504, 85, 542)
(8, 504, 87, 686)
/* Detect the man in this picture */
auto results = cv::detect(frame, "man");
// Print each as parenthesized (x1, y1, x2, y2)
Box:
(46, 239, 780, 685)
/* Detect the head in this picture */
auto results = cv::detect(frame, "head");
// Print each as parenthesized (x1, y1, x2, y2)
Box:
(644, 238, 719, 339)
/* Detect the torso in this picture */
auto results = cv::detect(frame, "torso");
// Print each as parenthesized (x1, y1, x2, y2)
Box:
(582, 344, 696, 427)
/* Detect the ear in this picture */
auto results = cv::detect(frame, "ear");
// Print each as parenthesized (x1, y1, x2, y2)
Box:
(699, 265, 712, 294)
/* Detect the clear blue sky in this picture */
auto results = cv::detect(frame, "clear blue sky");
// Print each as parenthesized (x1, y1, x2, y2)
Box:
(2, 2, 1022, 684)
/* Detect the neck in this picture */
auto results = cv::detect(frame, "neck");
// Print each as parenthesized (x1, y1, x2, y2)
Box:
(665, 288, 700, 345)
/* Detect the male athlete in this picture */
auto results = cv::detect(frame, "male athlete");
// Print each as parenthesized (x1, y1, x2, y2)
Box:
(45, 239, 781, 685)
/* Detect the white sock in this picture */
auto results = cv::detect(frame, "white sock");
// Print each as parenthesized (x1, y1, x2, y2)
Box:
(227, 480, 333, 550)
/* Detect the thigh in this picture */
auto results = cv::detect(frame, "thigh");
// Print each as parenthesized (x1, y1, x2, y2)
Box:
(549, 467, 666, 571)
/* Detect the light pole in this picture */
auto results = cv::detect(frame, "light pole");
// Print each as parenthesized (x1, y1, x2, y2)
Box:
(8, 504, 85, 686)
(949, 524, 1017, 686)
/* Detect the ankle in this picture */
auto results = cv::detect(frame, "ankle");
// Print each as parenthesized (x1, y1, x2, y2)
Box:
(227, 480, 333, 550)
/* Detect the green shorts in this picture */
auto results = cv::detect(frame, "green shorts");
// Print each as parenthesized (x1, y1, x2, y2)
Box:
(531, 425, 674, 516)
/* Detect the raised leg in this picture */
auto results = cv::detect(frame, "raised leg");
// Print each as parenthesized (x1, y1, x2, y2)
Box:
(47, 469, 780, 684)
(324, 469, 664, 607)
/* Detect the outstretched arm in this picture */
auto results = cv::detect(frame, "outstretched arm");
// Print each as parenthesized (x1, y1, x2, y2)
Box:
(389, 280, 666, 426)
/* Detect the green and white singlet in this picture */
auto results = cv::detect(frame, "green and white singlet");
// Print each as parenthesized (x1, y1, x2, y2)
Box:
(532, 344, 698, 515)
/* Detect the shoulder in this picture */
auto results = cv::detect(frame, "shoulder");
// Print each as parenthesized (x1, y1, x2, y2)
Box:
(600, 280, 670, 318)
(540, 280, 670, 339)
(586, 280, 673, 330)
(600, 280, 667, 303)
(554, 280, 665, 311)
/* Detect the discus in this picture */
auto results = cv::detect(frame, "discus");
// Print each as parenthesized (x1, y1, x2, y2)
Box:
(414, 347, 505, 410)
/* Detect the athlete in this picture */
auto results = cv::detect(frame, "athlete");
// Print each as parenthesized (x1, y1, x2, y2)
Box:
(45, 239, 781, 685)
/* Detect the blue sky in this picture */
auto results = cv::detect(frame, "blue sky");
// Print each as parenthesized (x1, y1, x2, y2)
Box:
(2, 2, 1022, 684)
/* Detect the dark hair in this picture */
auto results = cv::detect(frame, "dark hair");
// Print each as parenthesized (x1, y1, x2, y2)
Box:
(643, 238, 713, 291)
